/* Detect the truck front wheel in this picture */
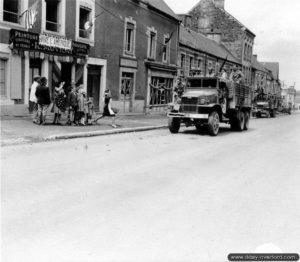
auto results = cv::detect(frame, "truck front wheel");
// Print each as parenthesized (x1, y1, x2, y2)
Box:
(208, 111, 220, 136)
(168, 117, 180, 133)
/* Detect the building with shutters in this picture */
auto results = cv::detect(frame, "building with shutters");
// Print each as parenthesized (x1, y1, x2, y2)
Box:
(94, 0, 180, 113)
(0, 0, 107, 114)
(1, 0, 180, 115)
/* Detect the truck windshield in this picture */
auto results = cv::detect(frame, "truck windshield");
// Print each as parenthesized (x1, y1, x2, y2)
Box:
(186, 78, 218, 89)
(202, 79, 217, 88)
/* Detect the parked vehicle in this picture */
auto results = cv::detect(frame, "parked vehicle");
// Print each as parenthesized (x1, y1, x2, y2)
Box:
(167, 76, 252, 136)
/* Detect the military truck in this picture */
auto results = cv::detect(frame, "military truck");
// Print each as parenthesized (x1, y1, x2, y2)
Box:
(253, 92, 278, 118)
(167, 76, 252, 136)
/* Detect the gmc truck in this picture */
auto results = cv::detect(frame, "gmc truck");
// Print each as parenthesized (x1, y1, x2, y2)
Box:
(167, 76, 252, 136)
(253, 93, 279, 118)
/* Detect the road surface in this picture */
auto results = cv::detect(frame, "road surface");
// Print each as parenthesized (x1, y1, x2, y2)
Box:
(1, 113, 300, 262)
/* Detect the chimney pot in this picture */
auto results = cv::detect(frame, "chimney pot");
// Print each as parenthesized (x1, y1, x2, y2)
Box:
(214, 0, 225, 9)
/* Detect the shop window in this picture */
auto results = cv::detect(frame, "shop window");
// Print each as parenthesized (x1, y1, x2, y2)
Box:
(46, 0, 59, 32)
(150, 77, 173, 106)
(124, 20, 136, 56)
(79, 6, 91, 39)
(162, 35, 170, 63)
(0, 59, 7, 97)
(120, 72, 134, 99)
(3, 0, 19, 23)
(148, 30, 157, 60)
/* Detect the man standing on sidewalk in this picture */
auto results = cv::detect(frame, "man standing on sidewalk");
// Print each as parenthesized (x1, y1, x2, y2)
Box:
(29, 75, 40, 124)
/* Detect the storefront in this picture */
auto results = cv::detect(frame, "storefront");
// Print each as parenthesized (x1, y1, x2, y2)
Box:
(145, 61, 177, 113)
(1, 29, 102, 115)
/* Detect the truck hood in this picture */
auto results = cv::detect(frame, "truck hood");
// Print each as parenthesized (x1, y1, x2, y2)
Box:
(182, 89, 218, 98)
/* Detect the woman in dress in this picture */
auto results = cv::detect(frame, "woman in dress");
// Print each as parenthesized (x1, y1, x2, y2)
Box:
(52, 81, 67, 125)
(93, 89, 117, 128)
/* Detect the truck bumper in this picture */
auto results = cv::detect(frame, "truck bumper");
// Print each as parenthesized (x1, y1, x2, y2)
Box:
(167, 112, 209, 119)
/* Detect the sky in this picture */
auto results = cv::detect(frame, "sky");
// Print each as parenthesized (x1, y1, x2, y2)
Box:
(164, 0, 300, 90)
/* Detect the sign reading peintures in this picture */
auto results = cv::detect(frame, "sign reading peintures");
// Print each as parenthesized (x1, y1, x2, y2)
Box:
(10, 29, 89, 57)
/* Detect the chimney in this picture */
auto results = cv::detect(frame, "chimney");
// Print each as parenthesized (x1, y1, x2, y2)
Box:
(253, 54, 258, 60)
(214, 0, 225, 9)
(177, 14, 192, 29)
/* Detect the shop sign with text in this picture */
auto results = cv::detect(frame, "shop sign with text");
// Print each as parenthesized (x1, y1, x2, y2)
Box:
(10, 29, 89, 57)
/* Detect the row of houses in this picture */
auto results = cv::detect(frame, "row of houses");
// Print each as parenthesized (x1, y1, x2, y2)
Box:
(0, 0, 282, 115)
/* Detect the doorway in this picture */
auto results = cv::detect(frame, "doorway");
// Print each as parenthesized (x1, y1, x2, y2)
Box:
(120, 71, 134, 113)
(61, 62, 72, 90)
(29, 59, 41, 101)
(87, 65, 101, 111)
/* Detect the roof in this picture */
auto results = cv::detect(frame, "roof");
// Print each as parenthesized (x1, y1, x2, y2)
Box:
(145, 0, 180, 21)
(261, 62, 280, 80)
(179, 25, 240, 64)
(188, 0, 255, 37)
(252, 55, 267, 72)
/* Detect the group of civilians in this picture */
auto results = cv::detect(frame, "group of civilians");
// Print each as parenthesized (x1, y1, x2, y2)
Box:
(29, 75, 117, 127)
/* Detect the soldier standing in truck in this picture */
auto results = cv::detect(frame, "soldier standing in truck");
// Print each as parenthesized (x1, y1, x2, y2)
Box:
(230, 65, 244, 84)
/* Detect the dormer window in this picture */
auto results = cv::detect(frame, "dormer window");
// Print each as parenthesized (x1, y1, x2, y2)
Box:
(3, 0, 19, 23)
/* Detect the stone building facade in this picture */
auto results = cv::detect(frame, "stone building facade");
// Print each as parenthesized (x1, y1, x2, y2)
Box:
(185, 0, 255, 86)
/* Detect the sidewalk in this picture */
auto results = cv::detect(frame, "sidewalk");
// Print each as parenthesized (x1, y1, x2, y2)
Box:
(0, 112, 168, 147)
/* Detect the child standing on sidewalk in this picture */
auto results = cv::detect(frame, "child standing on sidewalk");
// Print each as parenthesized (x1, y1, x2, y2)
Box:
(67, 83, 78, 125)
(76, 85, 87, 126)
(85, 97, 94, 125)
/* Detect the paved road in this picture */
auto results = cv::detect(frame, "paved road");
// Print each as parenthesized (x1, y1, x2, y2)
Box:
(2, 113, 300, 262)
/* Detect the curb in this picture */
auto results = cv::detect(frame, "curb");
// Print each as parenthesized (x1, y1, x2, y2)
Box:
(44, 125, 168, 141)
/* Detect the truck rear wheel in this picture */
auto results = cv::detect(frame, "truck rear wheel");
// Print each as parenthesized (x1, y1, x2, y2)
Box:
(208, 111, 220, 136)
(168, 117, 180, 133)
(270, 109, 276, 118)
(244, 111, 250, 130)
(237, 111, 245, 131)
(231, 111, 244, 131)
